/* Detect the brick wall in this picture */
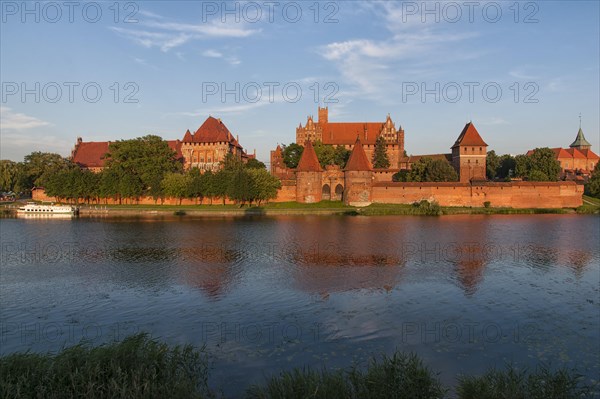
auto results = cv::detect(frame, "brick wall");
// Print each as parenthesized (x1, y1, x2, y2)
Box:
(372, 181, 583, 208)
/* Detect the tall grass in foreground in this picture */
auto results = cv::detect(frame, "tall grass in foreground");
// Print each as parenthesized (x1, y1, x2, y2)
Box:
(1, 334, 596, 398)
(457, 365, 594, 399)
(0, 333, 213, 399)
(246, 352, 446, 399)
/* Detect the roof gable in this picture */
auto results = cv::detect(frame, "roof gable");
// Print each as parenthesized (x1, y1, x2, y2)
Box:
(452, 122, 487, 148)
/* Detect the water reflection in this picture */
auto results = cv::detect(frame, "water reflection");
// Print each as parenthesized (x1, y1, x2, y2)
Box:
(0, 215, 598, 397)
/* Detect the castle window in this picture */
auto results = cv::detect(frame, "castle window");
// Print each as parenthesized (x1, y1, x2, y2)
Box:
(479, 147, 482, 151)
(476, 160, 479, 164)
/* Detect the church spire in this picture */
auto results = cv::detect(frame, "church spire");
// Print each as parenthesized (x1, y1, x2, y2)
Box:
(570, 116, 592, 150)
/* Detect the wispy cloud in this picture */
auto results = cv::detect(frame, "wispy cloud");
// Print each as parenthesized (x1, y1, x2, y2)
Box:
(0, 107, 52, 130)
(202, 49, 223, 58)
(110, 11, 261, 52)
(316, 2, 479, 102)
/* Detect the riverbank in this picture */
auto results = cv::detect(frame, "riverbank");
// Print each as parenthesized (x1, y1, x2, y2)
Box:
(2, 197, 599, 217)
(1, 333, 595, 399)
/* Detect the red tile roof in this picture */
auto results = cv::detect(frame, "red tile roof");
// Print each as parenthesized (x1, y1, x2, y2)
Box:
(321, 122, 385, 145)
(72, 139, 183, 168)
(452, 122, 487, 148)
(344, 138, 372, 171)
(578, 149, 599, 160)
(296, 141, 322, 172)
(167, 140, 183, 159)
(193, 116, 234, 143)
(566, 148, 587, 159)
(182, 129, 193, 142)
(72, 142, 110, 167)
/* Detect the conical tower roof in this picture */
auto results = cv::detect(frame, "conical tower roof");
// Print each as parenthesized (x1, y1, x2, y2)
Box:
(344, 137, 372, 171)
(296, 141, 322, 172)
(570, 127, 592, 148)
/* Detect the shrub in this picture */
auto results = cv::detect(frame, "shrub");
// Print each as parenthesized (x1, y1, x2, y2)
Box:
(0, 333, 214, 399)
(457, 365, 594, 399)
(483, 201, 491, 208)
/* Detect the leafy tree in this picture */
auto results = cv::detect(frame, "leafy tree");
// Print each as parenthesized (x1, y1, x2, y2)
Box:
(396, 157, 458, 182)
(515, 148, 561, 181)
(392, 169, 409, 182)
(247, 168, 281, 205)
(514, 154, 530, 178)
(282, 143, 304, 169)
(187, 168, 206, 204)
(161, 172, 191, 205)
(527, 169, 549, 182)
(221, 153, 244, 171)
(333, 145, 351, 168)
(312, 141, 350, 168)
(245, 158, 266, 169)
(105, 135, 182, 199)
(212, 169, 231, 205)
(0, 160, 20, 192)
(372, 136, 391, 169)
(486, 150, 500, 180)
(18, 152, 73, 191)
(497, 154, 516, 179)
(585, 163, 600, 198)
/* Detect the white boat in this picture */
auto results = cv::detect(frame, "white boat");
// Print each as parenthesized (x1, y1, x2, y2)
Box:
(16, 202, 78, 215)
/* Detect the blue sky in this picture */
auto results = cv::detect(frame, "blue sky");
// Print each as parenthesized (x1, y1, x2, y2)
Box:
(1, 1, 599, 164)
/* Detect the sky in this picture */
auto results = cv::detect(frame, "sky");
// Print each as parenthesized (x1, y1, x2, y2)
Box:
(1, 1, 599, 164)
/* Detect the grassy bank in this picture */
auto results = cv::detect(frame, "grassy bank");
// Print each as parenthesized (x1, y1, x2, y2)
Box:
(4, 199, 598, 217)
(1, 334, 596, 398)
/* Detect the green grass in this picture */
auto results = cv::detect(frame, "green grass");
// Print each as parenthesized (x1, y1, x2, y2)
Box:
(457, 365, 594, 399)
(247, 352, 446, 399)
(0, 334, 214, 399)
(360, 202, 571, 216)
(582, 195, 600, 206)
(1, 335, 596, 398)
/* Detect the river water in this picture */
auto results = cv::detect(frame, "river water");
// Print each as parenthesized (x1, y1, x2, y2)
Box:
(1, 214, 598, 395)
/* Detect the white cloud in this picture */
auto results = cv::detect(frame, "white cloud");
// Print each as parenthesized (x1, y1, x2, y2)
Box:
(0, 107, 52, 130)
(202, 49, 223, 58)
(110, 12, 260, 52)
(316, 2, 479, 102)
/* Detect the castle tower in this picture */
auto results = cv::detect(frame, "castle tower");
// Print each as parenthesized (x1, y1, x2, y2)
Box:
(295, 141, 323, 203)
(318, 106, 328, 124)
(569, 127, 592, 151)
(343, 137, 373, 206)
(451, 122, 488, 182)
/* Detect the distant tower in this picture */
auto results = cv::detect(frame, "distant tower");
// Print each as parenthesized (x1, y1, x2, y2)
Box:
(343, 137, 373, 206)
(451, 122, 488, 182)
(318, 106, 328, 124)
(569, 116, 592, 151)
(295, 141, 323, 203)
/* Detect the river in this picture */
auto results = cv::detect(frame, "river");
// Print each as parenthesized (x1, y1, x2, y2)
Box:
(1, 214, 598, 395)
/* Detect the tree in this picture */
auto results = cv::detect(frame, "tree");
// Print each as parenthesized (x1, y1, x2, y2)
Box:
(245, 158, 266, 169)
(105, 135, 182, 200)
(486, 150, 500, 180)
(282, 143, 304, 169)
(514, 154, 530, 178)
(585, 163, 600, 198)
(18, 152, 73, 192)
(161, 172, 191, 205)
(0, 160, 20, 192)
(226, 168, 253, 206)
(333, 145, 351, 168)
(497, 154, 516, 180)
(372, 136, 391, 169)
(515, 148, 561, 181)
(394, 158, 458, 182)
(247, 168, 281, 205)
